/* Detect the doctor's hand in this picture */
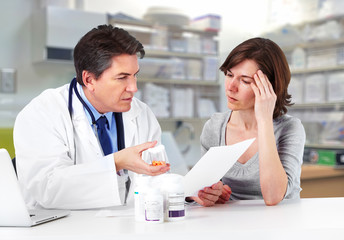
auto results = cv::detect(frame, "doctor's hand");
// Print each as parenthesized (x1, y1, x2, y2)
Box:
(114, 141, 170, 176)
(251, 70, 277, 123)
(187, 181, 224, 207)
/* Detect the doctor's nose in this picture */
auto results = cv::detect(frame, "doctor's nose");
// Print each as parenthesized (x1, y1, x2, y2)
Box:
(126, 77, 138, 93)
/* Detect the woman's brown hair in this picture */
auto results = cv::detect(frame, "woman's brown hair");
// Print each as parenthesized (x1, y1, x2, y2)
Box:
(220, 37, 292, 119)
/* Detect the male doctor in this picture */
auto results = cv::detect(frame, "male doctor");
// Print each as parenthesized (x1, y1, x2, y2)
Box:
(13, 25, 170, 210)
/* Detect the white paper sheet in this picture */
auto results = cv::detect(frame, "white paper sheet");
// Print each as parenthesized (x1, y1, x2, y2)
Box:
(184, 138, 255, 197)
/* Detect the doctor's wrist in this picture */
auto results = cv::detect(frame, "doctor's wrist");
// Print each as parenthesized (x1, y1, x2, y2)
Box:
(113, 152, 123, 172)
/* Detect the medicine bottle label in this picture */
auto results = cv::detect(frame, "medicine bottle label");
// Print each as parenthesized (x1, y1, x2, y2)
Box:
(168, 193, 185, 218)
(145, 200, 163, 222)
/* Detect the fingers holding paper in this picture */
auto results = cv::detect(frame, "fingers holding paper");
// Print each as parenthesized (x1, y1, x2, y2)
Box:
(189, 181, 224, 207)
(216, 184, 232, 204)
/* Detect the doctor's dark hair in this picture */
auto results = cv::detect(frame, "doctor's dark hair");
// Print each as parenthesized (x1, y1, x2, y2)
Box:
(220, 37, 292, 119)
(73, 24, 145, 85)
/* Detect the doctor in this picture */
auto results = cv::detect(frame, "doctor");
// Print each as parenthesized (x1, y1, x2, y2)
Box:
(13, 25, 170, 210)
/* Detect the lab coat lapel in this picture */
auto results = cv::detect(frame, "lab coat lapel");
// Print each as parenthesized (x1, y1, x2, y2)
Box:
(71, 88, 102, 156)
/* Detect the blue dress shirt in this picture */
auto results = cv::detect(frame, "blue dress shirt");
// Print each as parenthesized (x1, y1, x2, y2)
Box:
(78, 83, 118, 153)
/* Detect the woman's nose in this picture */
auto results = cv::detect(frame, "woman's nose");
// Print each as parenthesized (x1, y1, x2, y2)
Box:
(226, 77, 238, 91)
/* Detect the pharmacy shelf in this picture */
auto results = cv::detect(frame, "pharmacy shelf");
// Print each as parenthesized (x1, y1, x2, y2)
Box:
(138, 78, 219, 86)
(145, 49, 217, 59)
(305, 143, 344, 150)
(289, 102, 344, 109)
(291, 66, 344, 74)
(109, 18, 218, 35)
(283, 38, 344, 52)
(111, 16, 220, 121)
(301, 14, 344, 27)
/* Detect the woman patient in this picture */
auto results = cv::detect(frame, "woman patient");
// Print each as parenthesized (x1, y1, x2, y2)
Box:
(190, 37, 305, 206)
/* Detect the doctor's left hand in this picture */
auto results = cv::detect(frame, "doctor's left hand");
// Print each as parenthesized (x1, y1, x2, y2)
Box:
(114, 140, 170, 176)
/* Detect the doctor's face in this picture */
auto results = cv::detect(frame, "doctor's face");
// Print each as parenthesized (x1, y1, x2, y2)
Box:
(84, 54, 139, 114)
(225, 59, 257, 111)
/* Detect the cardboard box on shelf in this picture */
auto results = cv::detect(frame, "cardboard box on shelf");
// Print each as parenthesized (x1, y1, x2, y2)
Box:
(304, 74, 326, 103)
(190, 14, 221, 32)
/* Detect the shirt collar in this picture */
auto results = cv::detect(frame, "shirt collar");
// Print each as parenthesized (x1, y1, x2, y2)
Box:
(78, 83, 113, 127)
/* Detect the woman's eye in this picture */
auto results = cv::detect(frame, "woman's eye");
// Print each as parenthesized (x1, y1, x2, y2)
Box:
(241, 79, 251, 84)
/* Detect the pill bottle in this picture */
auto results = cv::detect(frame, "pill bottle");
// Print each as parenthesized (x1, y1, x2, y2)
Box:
(134, 175, 151, 222)
(144, 188, 164, 223)
(161, 173, 185, 221)
(142, 144, 168, 166)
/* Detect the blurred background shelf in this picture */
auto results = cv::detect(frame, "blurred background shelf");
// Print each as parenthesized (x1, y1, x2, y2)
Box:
(289, 102, 344, 109)
(291, 66, 344, 74)
(305, 143, 344, 150)
(139, 78, 219, 85)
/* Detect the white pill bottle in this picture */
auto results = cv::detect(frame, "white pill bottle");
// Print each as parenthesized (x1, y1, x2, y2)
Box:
(161, 173, 185, 221)
(144, 188, 164, 223)
(134, 175, 151, 222)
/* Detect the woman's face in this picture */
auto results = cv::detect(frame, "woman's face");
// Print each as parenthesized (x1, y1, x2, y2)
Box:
(224, 59, 258, 111)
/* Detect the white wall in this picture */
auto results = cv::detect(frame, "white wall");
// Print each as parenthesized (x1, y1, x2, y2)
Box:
(0, 0, 76, 127)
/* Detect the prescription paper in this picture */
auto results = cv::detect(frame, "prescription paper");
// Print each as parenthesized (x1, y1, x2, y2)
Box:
(184, 138, 255, 197)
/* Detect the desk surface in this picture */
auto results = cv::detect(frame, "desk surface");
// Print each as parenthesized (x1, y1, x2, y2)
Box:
(1, 197, 344, 240)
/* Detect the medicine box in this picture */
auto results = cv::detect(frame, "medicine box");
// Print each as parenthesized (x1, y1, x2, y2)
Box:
(304, 74, 326, 103)
(288, 77, 303, 104)
(186, 59, 202, 80)
(190, 14, 221, 32)
(203, 56, 218, 81)
(202, 38, 218, 55)
(317, 150, 336, 166)
(336, 151, 344, 166)
(327, 72, 344, 102)
(138, 58, 175, 79)
(185, 35, 201, 54)
(303, 148, 341, 167)
(307, 48, 337, 69)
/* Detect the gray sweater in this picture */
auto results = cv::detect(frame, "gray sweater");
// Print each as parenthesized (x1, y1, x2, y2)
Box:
(200, 111, 306, 200)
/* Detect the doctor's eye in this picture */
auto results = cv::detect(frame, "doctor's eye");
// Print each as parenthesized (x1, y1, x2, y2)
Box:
(117, 75, 128, 80)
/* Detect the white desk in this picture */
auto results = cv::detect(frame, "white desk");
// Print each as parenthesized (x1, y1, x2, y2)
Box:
(1, 197, 344, 240)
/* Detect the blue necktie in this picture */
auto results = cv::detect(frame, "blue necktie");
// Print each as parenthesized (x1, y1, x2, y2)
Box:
(96, 116, 113, 156)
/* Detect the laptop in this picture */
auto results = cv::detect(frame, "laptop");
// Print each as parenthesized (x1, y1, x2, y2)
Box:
(0, 148, 70, 227)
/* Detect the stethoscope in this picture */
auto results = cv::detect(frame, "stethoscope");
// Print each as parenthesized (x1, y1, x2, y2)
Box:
(68, 77, 99, 134)
(68, 78, 125, 158)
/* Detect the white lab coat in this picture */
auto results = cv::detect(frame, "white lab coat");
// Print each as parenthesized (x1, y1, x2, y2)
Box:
(13, 83, 161, 210)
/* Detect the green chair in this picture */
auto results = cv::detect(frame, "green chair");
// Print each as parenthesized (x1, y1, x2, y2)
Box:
(0, 128, 15, 159)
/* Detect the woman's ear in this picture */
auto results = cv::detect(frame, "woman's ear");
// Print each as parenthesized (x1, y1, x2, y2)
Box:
(82, 70, 96, 92)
